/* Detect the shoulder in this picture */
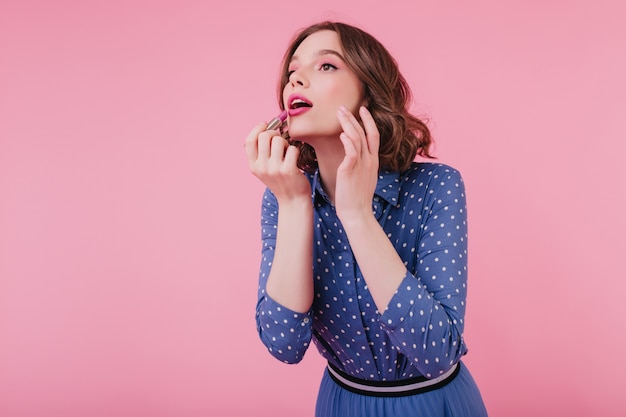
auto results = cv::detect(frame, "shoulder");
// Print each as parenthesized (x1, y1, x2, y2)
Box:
(398, 162, 467, 207)
(405, 161, 462, 176)
(403, 162, 464, 185)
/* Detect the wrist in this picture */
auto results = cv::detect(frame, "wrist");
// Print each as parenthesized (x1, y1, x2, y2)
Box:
(276, 194, 312, 211)
(338, 207, 377, 231)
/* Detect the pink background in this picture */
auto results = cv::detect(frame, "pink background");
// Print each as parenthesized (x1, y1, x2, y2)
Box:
(1, 1, 625, 416)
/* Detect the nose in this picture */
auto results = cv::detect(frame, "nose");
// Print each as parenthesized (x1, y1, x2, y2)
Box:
(289, 69, 308, 88)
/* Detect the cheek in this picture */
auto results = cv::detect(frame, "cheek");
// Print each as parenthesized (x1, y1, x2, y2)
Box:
(282, 87, 289, 107)
(324, 81, 348, 101)
(329, 79, 363, 107)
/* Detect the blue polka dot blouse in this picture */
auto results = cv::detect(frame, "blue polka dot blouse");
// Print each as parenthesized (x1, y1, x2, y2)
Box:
(256, 162, 470, 381)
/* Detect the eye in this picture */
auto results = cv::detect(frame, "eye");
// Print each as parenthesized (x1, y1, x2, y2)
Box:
(287, 64, 298, 78)
(319, 63, 337, 72)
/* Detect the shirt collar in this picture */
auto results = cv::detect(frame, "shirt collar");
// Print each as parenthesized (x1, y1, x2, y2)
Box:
(311, 169, 402, 206)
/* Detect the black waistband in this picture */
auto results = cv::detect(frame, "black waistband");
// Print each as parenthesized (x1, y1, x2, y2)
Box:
(326, 362, 461, 397)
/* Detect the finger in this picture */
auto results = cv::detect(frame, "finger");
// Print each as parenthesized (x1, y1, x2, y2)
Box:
(244, 123, 268, 164)
(359, 106, 380, 156)
(339, 132, 358, 170)
(283, 144, 300, 169)
(337, 106, 364, 156)
(256, 129, 278, 162)
(269, 134, 289, 165)
(337, 106, 365, 140)
(343, 106, 367, 139)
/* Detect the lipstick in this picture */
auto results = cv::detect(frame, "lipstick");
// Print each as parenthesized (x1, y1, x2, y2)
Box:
(265, 110, 288, 131)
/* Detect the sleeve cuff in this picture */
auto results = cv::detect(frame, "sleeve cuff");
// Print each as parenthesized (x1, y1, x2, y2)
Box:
(258, 294, 312, 331)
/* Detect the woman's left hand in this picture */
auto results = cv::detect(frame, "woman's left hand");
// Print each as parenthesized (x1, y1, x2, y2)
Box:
(335, 105, 380, 223)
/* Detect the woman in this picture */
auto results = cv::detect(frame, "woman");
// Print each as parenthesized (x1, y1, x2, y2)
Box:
(245, 21, 488, 416)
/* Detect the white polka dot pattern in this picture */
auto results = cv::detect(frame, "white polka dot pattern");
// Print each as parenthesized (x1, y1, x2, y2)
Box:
(256, 163, 470, 380)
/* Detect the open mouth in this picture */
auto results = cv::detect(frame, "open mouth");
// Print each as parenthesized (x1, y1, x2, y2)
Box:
(289, 97, 313, 110)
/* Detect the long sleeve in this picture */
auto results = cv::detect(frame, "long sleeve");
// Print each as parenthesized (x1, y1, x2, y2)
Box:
(253, 163, 474, 381)
(255, 188, 313, 364)
(379, 166, 469, 378)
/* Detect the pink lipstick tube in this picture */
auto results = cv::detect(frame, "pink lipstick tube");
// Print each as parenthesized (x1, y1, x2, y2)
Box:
(266, 110, 288, 131)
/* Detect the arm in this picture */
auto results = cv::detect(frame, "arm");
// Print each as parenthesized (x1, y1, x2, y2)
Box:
(245, 123, 314, 363)
(264, 195, 314, 313)
(339, 211, 407, 311)
(335, 108, 469, 376)
(255, 189, 314, 364)
(347, 167, 469, 377)
(334, 106, 405, 311)
(379, 168, 469, 377)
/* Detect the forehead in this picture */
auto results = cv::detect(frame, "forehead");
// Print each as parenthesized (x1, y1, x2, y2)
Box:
(292, 30, 343, 59)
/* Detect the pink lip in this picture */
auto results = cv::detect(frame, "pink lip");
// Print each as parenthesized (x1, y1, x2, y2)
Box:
(286, 93, 313, 117)
(288, 107, 311, 117)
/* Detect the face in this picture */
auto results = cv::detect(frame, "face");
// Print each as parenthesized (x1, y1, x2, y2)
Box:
(282, 30, 365, 142)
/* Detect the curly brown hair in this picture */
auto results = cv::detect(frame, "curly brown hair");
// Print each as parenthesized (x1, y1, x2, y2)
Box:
(277, 21, 434, 174)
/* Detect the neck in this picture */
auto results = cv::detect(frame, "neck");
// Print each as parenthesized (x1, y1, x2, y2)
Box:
(305, 136, 344, 205)
(317, 158, 339, 205)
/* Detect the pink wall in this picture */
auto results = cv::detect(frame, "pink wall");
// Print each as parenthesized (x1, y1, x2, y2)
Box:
(1, 1, 625, 416)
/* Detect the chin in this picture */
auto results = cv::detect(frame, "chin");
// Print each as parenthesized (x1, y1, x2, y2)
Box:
(286, 126, 313, 141)
(288, 135, 314, 148)
(288, 125, 341, 142)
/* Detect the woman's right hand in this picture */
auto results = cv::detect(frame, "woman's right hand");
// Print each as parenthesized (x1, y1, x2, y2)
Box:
(245, 123, 311, 203)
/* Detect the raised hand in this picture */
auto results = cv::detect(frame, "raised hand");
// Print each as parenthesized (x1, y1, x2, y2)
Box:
(245, 123, 311, 203)
(334, 105, 380, 222)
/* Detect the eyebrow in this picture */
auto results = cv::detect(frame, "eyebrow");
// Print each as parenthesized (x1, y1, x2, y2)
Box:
(290, 49, 346, 63)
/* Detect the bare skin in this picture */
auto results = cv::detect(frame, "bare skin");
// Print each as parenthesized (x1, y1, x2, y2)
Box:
(245, 30, 407, 314)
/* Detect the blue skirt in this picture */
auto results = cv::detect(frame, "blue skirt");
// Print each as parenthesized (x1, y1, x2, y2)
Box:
(315, 361, 488, 417)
